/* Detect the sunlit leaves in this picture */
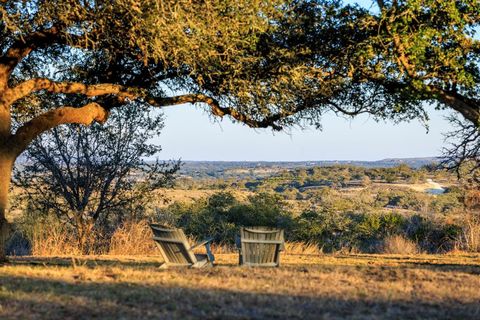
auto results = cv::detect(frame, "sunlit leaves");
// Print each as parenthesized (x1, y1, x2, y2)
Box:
(1, 0, 479, 133)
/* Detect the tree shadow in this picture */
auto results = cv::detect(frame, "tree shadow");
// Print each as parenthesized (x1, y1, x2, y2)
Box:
(332, 254, 480, 276)
(9, 256, 163, 269)
(1, 274, 479, 320)
(1, 258, 480, 319)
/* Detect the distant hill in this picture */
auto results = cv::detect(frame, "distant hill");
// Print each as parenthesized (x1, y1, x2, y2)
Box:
(174, 157, 441, 179)
(16, 156, 440, 180)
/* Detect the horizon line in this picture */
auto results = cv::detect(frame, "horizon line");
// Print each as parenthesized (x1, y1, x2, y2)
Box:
(152, 156, 441, 163)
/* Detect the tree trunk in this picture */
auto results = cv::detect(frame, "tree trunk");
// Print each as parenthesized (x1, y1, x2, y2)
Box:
(0, 151, 14, 262)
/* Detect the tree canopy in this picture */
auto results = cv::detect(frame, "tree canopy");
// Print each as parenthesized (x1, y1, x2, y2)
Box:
(1, 0, 479, 142)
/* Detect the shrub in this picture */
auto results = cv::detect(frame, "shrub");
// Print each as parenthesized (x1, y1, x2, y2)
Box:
(293, 209, 355, 252)
(5, 230, 31, 256)
(381, 212, 406, 235)
(430, 189, 463, 213)
(163, 191, 295, 244)
(374, 189, 428, 211)
(404, 214, 460, 253)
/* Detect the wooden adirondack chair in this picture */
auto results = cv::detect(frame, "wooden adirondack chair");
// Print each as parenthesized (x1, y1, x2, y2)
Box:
(150, 224, 215, 268)
(236, 226, 285, 267)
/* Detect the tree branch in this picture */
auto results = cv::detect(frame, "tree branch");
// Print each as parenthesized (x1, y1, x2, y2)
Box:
(11, 102, 109, 155)
(10, 78, 138, 103)
(376, 0, 385, 10)
(146, 94, 285, 130)
(0, 27, 62, 78)
(11, 78, 288, 130)
(428, 86, 480, 126)
(329, 101, 369, 116)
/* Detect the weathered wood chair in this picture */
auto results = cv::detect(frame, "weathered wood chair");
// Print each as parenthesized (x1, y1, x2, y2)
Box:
(236, 226, 285, 267)
(150, 224, 215, 268)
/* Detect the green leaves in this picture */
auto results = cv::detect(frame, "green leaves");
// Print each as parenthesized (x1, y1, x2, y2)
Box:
(1, 0, 479, 139)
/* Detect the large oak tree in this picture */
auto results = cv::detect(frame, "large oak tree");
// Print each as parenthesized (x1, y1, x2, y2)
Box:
(0, 0, 479, 260)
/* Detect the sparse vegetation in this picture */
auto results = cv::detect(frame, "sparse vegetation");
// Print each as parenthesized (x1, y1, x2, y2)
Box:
(1, 253, 480, 319)
(8, 163, 479, 256)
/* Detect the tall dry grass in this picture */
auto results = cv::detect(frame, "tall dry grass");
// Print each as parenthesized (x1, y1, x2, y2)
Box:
(457, 213, 480, 252)
(284, 242, 323, 255)
(28, 219, 324, 257)
(195, 241, 323, 255)
(30, 222, 83, 256)
(109, 220, 157, 255)
(379, 234, 420, 255)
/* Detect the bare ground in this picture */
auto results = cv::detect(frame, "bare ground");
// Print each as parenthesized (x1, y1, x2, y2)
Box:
(1, 253, 479, 319)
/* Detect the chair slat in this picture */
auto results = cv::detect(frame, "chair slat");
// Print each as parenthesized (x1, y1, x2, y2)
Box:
(238, 227, 284, 267)
(241, 239, 283, 244)
(153, 236, 187, 244)
(150, 224, 214, 268)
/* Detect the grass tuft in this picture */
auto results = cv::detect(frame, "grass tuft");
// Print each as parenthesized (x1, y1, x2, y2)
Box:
(379, 235, 420, 255)
(109, 220, 156, 255)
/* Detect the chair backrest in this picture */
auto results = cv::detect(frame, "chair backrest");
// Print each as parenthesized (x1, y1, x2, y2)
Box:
(150, 224, 197, 266)
(240, 226, 284, 267)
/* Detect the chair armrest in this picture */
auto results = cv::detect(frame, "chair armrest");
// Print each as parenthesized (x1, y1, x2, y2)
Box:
(190, 238, 215, 264)
(190, 238, 214, 251)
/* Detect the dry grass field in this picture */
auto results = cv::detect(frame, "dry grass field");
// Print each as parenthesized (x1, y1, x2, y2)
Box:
(1, 253, 479, 319)
(156, 189, 254, 206)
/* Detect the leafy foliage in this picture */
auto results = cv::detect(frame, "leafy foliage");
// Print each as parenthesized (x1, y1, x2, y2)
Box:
(163, 192, 294, 244)
(1, 0, 478, 131)
(156, 187, 465, 253)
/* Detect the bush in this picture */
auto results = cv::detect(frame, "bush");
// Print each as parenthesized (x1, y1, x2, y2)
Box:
(374, 189, 428, 211)
(430, 190, 463, 213)
(293, 209, 410, 253)
(404, 214, 460, 253)
(292, 209, 353, 252)
(161, 191, 295, 244)
(5, 230, 31, 256)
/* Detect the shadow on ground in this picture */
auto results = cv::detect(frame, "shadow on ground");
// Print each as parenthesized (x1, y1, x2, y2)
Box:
(1, 273, 479, 320)
(10, 256, 162, 269)
(1, 256, 480, 319)
(333, 254, 480, 276)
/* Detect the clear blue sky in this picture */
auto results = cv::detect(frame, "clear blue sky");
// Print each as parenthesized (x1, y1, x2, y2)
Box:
(155, 106, 452, 161)
(153, 0, 453, 162)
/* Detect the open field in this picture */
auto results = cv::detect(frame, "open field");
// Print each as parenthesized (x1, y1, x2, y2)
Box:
(158, 188, 254, 205)
(1, 253, 480, 319)
(375, 181, 449, 193)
